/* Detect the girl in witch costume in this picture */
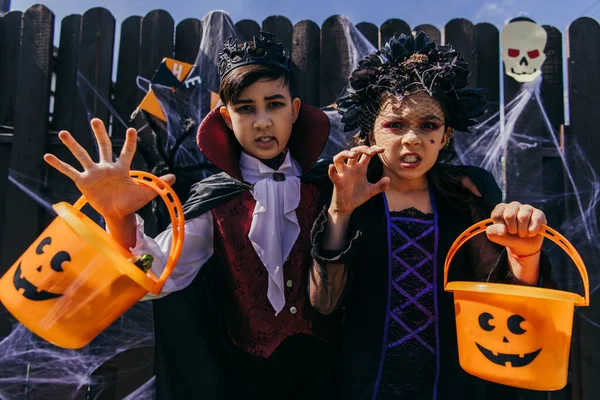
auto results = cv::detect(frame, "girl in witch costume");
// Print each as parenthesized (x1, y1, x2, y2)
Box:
(308, 33, 557, 399)
(43, 32, 338, 399)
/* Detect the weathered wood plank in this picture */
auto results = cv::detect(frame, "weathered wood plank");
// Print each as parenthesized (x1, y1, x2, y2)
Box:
(413, 23, 440, 45)
(112, 16, 142, 140)
(566, 18, 600, 399)
(356, 22, 378, 48)
(320, 15, 353, 107)
(66, 5, 115, 165)
(235, 19, 260, 41)
(52, 14, 81, 132)
(0, 5, 54, 275)
(175, 18, 202, 64)
(380, 18, 410, 46)
(292, 20, 319, 106)
(262, 15, 293, 53)
(0, 11, 22, 126)
(444, 18, 477, 88)
(475, 23, 499, 109)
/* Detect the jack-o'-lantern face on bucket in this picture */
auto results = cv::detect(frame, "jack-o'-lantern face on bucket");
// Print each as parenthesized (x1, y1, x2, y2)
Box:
(13, 236, 71, 301)
(476, 312, 542, 367)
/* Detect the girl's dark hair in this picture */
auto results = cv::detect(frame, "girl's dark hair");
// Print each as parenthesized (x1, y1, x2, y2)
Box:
(219, 63, 292, 105)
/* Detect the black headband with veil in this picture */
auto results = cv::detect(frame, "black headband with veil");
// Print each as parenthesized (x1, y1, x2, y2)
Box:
(336, 32, 487, 142)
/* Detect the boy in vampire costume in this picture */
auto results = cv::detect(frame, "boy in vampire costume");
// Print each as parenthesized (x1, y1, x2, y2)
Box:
(148, 32, 340, 399)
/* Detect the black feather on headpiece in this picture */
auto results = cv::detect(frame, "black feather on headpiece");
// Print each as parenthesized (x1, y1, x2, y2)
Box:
(336, 32, 486, 136)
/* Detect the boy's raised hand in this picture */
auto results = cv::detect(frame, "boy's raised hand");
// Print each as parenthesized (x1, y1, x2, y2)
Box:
(328, 146, 390, 216)
(44, 118, 175, 221)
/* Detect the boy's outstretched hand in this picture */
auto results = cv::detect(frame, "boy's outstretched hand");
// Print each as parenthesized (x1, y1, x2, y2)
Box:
(44, 118, 175, 221)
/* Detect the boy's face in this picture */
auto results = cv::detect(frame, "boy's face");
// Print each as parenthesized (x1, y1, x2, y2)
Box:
(220, 79, 301, 160)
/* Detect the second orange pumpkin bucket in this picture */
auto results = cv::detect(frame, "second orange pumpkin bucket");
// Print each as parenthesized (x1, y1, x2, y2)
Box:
(444, 219, 589, 391)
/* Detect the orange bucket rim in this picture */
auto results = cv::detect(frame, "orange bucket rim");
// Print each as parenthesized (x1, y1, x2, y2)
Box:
(445, 281, 585, 304)
(52, 201, 156, 292)
(129, 171, 185, 294)
(54, 170, 185, 295)
(443, 218, 589, 307)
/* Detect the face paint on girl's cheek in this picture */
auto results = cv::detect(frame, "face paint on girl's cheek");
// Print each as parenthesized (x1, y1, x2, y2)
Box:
(429, 138, 436, 144)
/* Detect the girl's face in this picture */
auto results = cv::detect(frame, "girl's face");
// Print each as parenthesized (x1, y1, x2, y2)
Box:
(370, 92, 450, 183)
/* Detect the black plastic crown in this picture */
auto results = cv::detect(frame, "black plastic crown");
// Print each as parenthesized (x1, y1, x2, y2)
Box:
(218, 31, 291, 80)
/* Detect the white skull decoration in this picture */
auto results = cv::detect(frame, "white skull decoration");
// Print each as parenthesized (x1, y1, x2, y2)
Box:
(501, 20, 547, 83)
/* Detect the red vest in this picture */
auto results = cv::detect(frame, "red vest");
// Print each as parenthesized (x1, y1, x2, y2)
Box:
(211, 182, 332, 358)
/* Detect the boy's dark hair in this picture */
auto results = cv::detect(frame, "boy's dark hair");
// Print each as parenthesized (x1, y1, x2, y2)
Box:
(218, 63, 293, 105)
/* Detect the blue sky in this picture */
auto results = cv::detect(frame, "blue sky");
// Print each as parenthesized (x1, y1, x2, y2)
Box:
(10, 0, 599, 34)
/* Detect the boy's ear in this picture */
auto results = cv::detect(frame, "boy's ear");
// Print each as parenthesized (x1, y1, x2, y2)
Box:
(291, 97, 301, 123)
(219, 106, 233, 130)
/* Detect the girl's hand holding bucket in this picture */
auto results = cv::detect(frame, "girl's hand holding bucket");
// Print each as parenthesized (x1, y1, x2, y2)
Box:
(43, 119, 175, 249)
(485, 202, 548, 285)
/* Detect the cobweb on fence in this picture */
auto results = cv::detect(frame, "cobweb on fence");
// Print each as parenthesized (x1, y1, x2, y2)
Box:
(319, 17, 378, 160)
(135, 11, 241, 213)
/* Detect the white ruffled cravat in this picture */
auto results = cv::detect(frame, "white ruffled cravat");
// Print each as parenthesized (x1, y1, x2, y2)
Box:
(239, 151, 301, 316)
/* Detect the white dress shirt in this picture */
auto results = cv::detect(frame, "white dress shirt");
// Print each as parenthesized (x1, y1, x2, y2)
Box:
(130, 151, 302, 314)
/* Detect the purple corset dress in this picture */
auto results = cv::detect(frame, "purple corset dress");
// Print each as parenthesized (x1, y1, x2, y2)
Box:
(377, 207, 439, 399)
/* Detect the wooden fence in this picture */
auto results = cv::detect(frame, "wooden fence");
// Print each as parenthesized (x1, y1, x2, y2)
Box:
(0, 4, 600, 399)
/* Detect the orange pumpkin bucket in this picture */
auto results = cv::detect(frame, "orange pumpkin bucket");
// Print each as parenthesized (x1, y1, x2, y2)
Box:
(444, 219, 589, 391)
(0, 171, 184, 349)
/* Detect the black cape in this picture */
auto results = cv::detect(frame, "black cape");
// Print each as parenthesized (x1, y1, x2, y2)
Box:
(151, 160, 332, 400)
